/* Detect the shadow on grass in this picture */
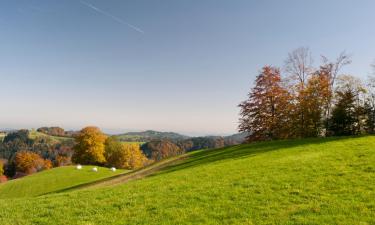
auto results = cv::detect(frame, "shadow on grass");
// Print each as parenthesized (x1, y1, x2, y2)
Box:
(151, 136, 362, 177)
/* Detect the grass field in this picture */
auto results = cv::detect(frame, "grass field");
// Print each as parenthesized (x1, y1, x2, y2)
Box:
(0, 136, 375, 224)
(0, 166, 127, 199)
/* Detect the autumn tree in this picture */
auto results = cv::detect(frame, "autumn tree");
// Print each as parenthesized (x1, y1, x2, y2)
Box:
(14, 151, 47, 174)
(72, 126, 107, 165)
(239, 66, 294, 141)
(298, 72, 331, 137)
(105, 137, 147, 169)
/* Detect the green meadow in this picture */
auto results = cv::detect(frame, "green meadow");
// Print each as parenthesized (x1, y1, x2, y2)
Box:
(0, 166, 127, 199)
(0, 136, 375, 224)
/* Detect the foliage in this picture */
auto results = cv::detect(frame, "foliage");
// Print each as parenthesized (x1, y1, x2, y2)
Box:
(72, 126, 107, 165)
(14, 151, 47, 175)
(238, 49, 375, 142)
(105, 138, 148, 169)
(3, 130, 32, 144)
(239, 66, 294, 141)
(141, 139, 184, 161)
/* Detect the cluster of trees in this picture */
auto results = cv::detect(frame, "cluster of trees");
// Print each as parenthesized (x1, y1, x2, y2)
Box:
(72, 127, 148, 170)
(37, 127, 76, 137)
(0, 130, 74, 178)
(239, 47, 375, 141)
(140, 134, 245, 161)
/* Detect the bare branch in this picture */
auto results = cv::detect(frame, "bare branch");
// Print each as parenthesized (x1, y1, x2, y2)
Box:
(320, 51, 352, 88)
(284, 47, 313, 87)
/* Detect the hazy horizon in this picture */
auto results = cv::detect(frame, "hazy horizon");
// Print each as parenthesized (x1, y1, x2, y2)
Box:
(1, 0, 375, 135)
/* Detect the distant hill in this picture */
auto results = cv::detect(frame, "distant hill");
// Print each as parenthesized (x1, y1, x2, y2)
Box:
(114, 130, 190, 142)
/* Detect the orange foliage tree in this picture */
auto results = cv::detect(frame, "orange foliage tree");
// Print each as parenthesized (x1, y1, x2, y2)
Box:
(72, 126, 107, 165)
(14, 151, 48, 174)
(239, 66, 294, 141)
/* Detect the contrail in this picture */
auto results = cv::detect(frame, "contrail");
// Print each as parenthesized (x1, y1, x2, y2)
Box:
(80, 0, 144, 34)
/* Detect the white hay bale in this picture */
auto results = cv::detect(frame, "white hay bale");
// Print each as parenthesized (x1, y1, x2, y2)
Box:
(76, 165, 82, 170)
(110, 167, 116, 172)
(92, 167, 98, 172)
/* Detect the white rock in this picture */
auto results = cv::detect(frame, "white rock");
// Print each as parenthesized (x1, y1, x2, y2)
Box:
(110, 167, 116, 172)
(92, 167, 98, 172)
(76, 165, 82, 170)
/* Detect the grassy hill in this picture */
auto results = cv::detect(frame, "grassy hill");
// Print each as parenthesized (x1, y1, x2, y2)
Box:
(0, 136, 375, 224)
(29, 130, 73, 142)
(0, 166, 127, 199)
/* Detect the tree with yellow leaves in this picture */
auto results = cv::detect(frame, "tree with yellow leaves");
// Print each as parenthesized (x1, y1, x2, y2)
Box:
(72, 126, 107, 165)
(105, 137, 147, 169)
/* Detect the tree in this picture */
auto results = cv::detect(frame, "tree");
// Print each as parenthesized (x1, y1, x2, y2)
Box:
(239, 66, 294, 141)
(72, 126, 107, 165)
(299, 73, 331, 137)
(284, 47, 314, 137)
(319, 52, 352, 126)
(328, 90, 357, 136)
(14, 151, 46, 174)
(104, 136, 123, 164)
(285, 47, 313, 88)
(105, 137, 147, 169)
(364, 75, 375, 133)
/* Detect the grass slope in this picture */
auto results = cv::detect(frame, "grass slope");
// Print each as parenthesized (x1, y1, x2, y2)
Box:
(0, 136, 375, 224)
(0, 166, 127, 199)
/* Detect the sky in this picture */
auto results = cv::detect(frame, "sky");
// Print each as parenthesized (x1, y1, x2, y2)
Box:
(0, 0, 375, 136)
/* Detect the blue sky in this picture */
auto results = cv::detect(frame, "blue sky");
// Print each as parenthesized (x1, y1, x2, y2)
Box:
(0, 0, 374, 135)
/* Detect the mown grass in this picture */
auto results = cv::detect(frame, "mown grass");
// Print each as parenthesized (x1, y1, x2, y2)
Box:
(0, 136, 375, 224)
(0, 166, 127, 198)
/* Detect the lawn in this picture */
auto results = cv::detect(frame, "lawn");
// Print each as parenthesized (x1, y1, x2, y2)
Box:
(0, 136, 374, 224)
(0, 166, 127, 198)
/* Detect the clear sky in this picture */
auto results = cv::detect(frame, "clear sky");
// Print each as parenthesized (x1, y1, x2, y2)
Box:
(0, 0, 375, 135)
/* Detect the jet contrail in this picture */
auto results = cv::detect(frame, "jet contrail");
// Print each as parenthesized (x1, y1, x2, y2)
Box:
(80, 0, 144, 34)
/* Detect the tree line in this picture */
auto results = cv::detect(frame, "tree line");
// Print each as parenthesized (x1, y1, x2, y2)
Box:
(239, 47, 375, 142)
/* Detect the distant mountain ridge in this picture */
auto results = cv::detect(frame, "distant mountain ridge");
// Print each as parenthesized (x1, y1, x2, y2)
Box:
(114, 130, 248, 144)
(114, 130, 190, 142)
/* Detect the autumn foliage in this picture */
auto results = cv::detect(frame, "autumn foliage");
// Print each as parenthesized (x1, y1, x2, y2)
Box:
(104, 137, 148, 169)
(239, 66, 294, 141)
(72, 126, 107, 165)
(14, 151, 51, 175)
(240, 48, 375, 142)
